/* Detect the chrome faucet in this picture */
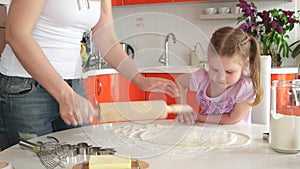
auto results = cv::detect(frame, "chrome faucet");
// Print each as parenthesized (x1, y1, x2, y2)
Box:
(159, 33, 177, 66)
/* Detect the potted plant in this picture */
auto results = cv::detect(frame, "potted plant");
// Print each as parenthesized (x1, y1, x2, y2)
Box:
(236, 0, 300, 66)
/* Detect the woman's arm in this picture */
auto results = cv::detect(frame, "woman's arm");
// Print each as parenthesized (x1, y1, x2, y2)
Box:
(175, 73, 192, 104)
(6, 0, 94, 126)
(196, 99, 254, 124)
(92, 1, 179, 97)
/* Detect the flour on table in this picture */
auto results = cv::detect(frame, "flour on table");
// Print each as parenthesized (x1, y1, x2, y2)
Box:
(113, 123, 251, 149)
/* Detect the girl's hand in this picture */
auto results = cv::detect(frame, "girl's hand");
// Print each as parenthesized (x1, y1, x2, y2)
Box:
(176, 111, 198, 125)
(58, 91, 95, 126)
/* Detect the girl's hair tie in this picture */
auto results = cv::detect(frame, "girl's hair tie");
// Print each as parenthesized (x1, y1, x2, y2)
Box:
(247, 36, 252, 41)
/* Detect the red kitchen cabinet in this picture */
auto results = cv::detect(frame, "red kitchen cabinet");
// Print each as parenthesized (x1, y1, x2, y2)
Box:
(84, 74, 145, 104)
(271, 74, 296, 85)
(84, 72, 200, 123)
(108, 74, 145, 102)
(145, 73, 179, 103)
(124, 0, 173, 5)
(112, 0, 123, 6)
(145, 73, 179, 119)
(145, 73, 200, 119)
(84, 74, 145, 124)
(83, 75, 97, 104)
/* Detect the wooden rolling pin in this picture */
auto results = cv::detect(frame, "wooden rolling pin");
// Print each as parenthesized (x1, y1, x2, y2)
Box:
(95, 100, 193, 122)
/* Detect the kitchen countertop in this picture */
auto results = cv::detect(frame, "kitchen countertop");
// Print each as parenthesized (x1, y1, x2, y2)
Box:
(82, 66, 199, 78)
(83, 66, 298, 78)
(0, 120, 299, 169)
(270, 67, 298, 74)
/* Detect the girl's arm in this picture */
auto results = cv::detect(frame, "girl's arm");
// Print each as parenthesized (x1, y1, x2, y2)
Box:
(92, 1, 179, 97)
(196, 99, 254, 124)
(175, 73, 198, 125)
(6, 0, 94, 126)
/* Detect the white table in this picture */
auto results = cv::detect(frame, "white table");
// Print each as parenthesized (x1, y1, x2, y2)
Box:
(0, 120, 299, 169)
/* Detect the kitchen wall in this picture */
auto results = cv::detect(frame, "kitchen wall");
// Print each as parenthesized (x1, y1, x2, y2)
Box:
(112, 0, 299, 68)
(0, 0, 298, 67)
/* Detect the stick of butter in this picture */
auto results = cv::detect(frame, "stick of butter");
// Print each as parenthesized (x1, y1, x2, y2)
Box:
(89, 155, 131, 169)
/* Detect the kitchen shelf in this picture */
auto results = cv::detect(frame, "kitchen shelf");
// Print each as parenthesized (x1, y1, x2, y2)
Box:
(198, 13, 241, 20)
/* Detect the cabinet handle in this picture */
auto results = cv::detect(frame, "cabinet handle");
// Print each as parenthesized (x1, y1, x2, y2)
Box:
(97, 78, 102, 97)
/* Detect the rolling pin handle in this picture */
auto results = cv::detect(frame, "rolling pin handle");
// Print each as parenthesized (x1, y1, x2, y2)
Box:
(166, 104, 193, 113)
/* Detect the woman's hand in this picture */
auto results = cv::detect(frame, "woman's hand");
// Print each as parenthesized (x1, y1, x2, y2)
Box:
(133, 74, 180, 98)
(176, 111, 198, 125)
(58, 90, 95, 126)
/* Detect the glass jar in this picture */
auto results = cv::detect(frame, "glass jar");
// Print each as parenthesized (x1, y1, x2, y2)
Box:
(270, 80, 300, 153)
(271, 80, 300, 116)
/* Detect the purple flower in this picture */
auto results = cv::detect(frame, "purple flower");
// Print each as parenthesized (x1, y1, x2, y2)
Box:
(270, 21, 277, 29)
(288, 18, 297, 24)
(275, 26, 283, 34)
(243, 9, 253, 17)
(250, 2, 257, 9)
(283, 10, 294, 17)
(259, 11, 271, 24)
(236, 0, 300, 58)
(237, 0, 257, 18)
(239, 23, 252, 33)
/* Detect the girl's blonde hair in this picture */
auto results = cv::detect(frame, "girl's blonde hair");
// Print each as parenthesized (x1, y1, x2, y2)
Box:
(207, 26, 263, 106)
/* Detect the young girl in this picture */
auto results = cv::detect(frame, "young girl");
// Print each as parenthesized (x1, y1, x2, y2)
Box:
(176, 26, 263, 125)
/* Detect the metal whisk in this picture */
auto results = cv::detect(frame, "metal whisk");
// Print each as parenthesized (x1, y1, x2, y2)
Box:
(19, 137, 117, 169)
(19, 139, 67, 169)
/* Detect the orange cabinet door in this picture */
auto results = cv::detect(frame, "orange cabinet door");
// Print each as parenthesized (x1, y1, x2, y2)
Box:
(85, 74, 145, 103)
(84, 75, 112, 106)
(271, 73, 296, 85)
(145, 73, 178, 103)
(84, 74, 145, 124)
(124, 0, 173, 5)
(83, 76, 97, 106)
(112, 0, 123, 6)
(145, 73, 200, 119)
(108, 74, 145, 102)
(145, 73, 180, 119)
(95, 74, 113, 102)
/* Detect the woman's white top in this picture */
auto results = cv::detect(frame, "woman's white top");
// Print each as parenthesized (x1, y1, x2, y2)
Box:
(0, 0, 101, 79)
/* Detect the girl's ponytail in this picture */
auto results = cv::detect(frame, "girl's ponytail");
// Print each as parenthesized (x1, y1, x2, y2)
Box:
(248, 37, 263, 106)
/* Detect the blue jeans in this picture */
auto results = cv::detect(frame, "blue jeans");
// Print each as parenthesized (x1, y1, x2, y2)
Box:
(0, 73, 89, 149)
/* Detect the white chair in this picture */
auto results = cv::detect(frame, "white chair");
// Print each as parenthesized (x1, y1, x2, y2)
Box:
(251, 55, 272, 125)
